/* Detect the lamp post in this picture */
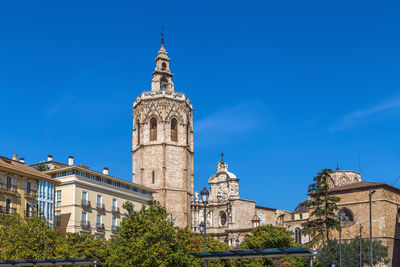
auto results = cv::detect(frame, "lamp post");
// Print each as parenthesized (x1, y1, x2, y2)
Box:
(335, 213, 343, 267)
(360, 224, 363, 267)
(200, 186, 209, 267)
(369, 189, 375, 267)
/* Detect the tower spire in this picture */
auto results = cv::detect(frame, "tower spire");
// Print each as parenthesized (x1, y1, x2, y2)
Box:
(151, 30, 174, 92)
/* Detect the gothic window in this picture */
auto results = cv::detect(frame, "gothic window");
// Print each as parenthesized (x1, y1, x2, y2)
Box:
(161, 62, 167, 71)
(160, 77, 168, 91)
(339, 207, 354, 224)
(152, 171, 155, 184)
(295, 227, 302, 244)
(150, 118, 157, 141)
(137, 121, 141, 145)
(171, 118, 178, 142)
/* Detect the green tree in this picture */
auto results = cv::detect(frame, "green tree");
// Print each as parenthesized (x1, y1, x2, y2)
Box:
(238, 225, 307, 267)
(63, 233, 110, 264)
(35, 162, 48, 171)
(301, 169, 340, 245)
(318, 238, 389, 266)
(178, 227, 231, 266)
(108, 201, 192, 266)
(0, 214, 67, 260)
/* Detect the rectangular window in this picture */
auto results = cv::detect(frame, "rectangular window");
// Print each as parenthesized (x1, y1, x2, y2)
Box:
(97, 194, 102, 209)
(55, 210, 61, 226)
(96, 214, 102, 229)
(6, 176, 11, 186)
(55, 190, 61, 207)
(152, 171, 155, 184)
(26, 181, 31, 194)
(82, 211, 88, 225)
(82, 191, 88, 205)
(112, 198, 117, 211)
(112, 216, 117, 231)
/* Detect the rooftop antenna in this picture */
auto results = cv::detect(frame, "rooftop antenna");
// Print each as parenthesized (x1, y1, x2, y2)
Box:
(336, 153, 340, 170)
(161, 26, 165, 46)
(358, 148, 364, 181)
(392, 175, 400, 187)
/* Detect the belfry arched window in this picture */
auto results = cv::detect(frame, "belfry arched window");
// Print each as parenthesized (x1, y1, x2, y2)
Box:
(295, 227, 302, 244)
(160, 77, 168, 91)
(137, 121, 141, 145)
(171, 118, 178, 142)
(161, 62, 167, 71)
(150, 118, 157, 141)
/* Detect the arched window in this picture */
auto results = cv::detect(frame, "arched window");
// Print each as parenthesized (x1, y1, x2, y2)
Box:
(220, 212, 227, 226)
(161, 62, 167, 71)
(160, 77, 168, 91)
(136, 121, 141, 145)
(171, 118, 178, 142)
(150, 118, 157, 141)
(152, 171, 155, 184)
(295, 227, 302, 244)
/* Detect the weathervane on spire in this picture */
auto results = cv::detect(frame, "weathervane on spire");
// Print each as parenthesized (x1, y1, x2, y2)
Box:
(220, 153, 224, 164)
(161, 26, 165, 46)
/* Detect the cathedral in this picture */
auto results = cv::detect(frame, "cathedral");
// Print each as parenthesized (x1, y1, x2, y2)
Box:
(132, 40, 400, 266)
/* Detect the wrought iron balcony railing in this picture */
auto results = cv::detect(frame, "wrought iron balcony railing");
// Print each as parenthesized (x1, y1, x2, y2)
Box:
(81, 200, 91, 207)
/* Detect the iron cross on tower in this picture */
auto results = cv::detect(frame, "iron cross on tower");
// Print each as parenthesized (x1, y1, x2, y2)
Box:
(161, 26, 165, 46)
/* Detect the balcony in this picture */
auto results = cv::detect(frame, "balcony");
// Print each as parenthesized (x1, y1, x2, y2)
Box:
(25, 189, 37, 198)
(81, 220, 90, 229)
(96, 203, 105, 210)
(0, 206, 17, 215)
(81, 200, 91, 208)
(112, 206, 120, 213)
(0, 183, 18, 195)
(96, 223, 105, 231)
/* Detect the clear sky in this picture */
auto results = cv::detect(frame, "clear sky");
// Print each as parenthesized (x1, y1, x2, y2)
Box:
(1, 1, 400, 211)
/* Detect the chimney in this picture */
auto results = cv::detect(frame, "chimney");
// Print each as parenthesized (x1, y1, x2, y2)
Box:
(19, 158, 25, 163)
(68, 156, 74, 166)
(47, 155, 53, 161)
(12, 154, 17, 161)
(103, 167, 109, 175)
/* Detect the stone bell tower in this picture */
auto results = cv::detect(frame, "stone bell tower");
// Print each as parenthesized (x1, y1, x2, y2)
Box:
(131, 38, 194, 228)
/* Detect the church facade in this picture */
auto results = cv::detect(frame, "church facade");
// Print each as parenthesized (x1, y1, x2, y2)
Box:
(132, 42, 399, 265)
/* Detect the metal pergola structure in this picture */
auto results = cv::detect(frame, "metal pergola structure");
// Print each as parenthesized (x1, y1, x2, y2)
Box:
(0, 258, 97, 266)
(191, 247, 318, 266)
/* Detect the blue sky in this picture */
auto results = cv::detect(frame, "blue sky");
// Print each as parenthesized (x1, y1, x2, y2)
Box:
(1, 1, 400, 211)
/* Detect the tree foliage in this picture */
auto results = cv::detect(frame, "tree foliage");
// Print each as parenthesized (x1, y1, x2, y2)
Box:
(318, 238, 389, 266)
(301, 169, 340, 245)
(238, 225, 307, 267)
(0, 214, 68, 260)
(108, 200, 191, 266)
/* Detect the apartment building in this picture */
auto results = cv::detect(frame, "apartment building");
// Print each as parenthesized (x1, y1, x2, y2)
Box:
(32, 156, 154, 239)
(0, 155, 60, 225)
